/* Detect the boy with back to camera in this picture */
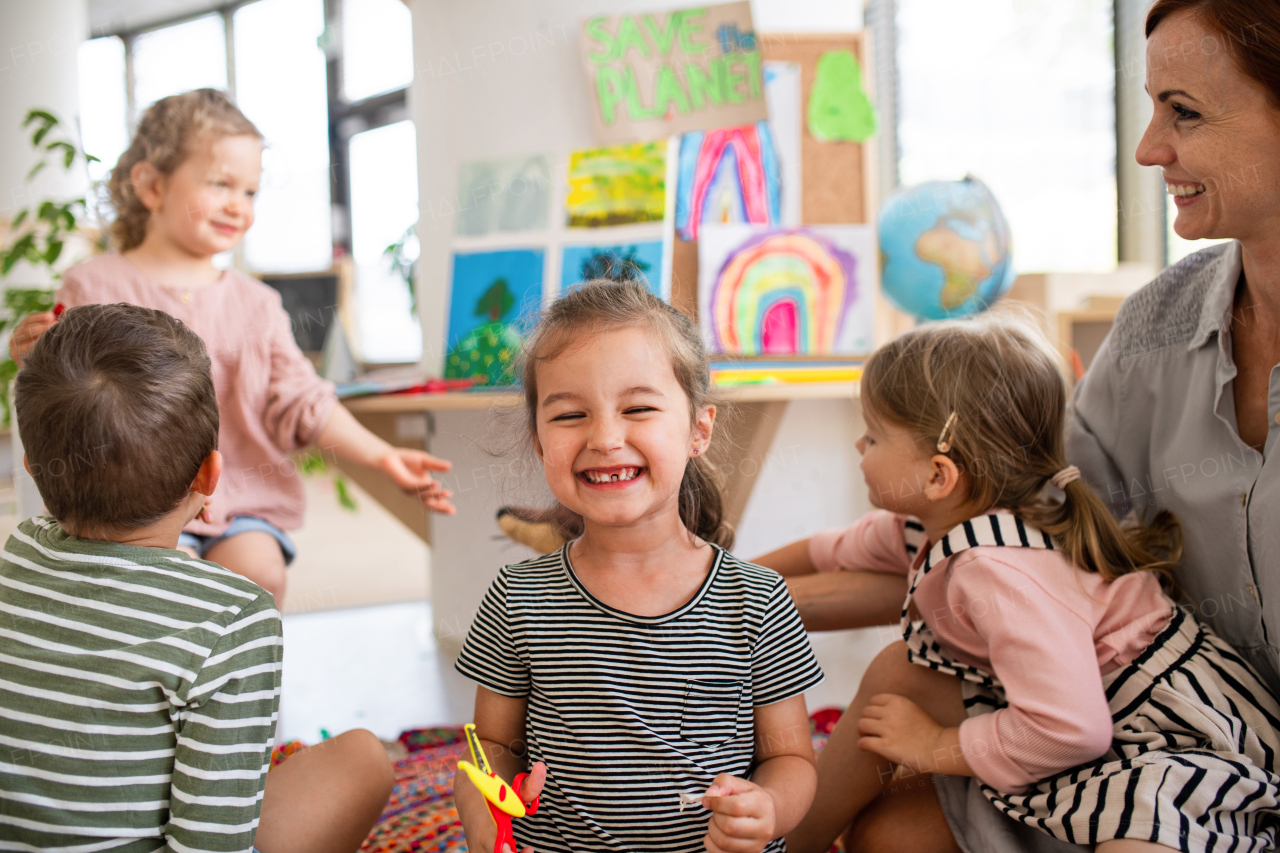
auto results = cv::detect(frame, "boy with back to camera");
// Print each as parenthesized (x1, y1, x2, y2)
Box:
(0, 303, 393, 853)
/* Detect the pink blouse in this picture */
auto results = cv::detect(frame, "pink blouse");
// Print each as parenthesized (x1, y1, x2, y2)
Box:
(57, 253, 337, 536)
(810, 509, 1173, 793)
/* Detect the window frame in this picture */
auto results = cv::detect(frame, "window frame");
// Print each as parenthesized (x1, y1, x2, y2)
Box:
(93, 0, 411, 261)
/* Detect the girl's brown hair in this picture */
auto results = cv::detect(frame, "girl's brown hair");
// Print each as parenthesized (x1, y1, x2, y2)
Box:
(862, 312, 1181, 593)
(1146, 0, 1280, 108)
(519, 279, 732, 549)
(108, 88, 261, 252)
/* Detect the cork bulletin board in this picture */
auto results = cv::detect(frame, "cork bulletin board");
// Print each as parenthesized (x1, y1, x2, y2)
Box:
(668, 31, 877, 325)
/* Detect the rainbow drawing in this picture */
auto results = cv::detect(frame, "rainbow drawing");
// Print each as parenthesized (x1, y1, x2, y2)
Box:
(698, 226, 875, 356)
(675, 121, 781, 242)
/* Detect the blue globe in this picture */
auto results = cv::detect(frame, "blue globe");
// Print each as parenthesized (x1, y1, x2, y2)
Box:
(878, 176, 1015, 320)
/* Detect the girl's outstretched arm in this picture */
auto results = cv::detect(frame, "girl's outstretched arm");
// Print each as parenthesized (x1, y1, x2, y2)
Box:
(702, 695, 816, 853)
(785, 571, 907, 632)
(315, 404, 456, 514)
(454, 686, 546, 853)
(753, 539, 817, 577)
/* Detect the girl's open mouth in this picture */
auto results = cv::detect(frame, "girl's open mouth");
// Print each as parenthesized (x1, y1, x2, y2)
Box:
(578, 466, 644, 487)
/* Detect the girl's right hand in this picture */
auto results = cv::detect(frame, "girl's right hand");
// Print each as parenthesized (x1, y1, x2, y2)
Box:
(457, 761, 546, 853)
(10, 311, 56, 364)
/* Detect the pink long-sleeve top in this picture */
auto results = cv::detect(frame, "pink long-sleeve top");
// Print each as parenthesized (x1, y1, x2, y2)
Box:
(810, 509, 1173, 794)
(56, 253, 338, 536)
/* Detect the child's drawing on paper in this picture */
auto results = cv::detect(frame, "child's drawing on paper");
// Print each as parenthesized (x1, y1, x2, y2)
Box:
(675, 122, 781, 241)
(445, 249, 544, 385)
(565, 142, 666, 227)
(561, 241, 664, 295)
(697, 225, 875, 356)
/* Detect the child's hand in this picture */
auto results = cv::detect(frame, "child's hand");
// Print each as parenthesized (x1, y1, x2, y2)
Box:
(701, 774, 777, 853)
(10, 311, 56, 364)
(857, 693, 950, 772)
(457, 761, 546, 853)
(377, 448, 456, 514)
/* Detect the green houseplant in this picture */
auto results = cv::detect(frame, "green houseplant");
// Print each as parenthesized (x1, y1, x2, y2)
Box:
(0, 109, 101, 426)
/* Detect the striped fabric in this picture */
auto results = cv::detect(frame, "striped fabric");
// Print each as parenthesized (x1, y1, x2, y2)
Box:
(901, 512, 1052, 689)
(903, 514, 1280, 851)
(455, 545, 824, 853)
(0, 517, 283, 853)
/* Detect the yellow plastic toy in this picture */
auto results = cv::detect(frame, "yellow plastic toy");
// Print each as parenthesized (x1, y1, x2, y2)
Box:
(457, 723, 540, 848)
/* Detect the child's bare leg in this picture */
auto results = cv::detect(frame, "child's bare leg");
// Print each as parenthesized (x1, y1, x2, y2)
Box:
(254, 729, 395, 853)
(205, 531, 288, 603)
(785, 641, 966, 853)
(1096, 842, 1178, 852)
(843, 779, 962, 853)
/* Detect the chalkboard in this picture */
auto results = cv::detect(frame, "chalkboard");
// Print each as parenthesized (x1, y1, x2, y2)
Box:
(260, 273, 339, 353)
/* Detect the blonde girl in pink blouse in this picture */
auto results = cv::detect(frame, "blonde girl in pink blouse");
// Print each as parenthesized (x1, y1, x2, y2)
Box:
(11, 89, 454, 603)
(782, 316, 1280, 853)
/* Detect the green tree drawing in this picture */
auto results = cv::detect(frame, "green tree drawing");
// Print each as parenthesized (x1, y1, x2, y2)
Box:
(475, 277, 515, 321)
(445, 277, 523, 386)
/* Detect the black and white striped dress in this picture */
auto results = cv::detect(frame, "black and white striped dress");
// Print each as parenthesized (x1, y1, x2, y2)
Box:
(904, 513, 1280, 852)
(456, 545, 824, 853)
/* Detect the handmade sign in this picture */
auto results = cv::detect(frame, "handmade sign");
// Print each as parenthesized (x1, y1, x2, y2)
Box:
(565, 142, 667, 227)
(445, 249, 544, 385)
(580, 2, 768, 143)
(561, 241, 665, 296)
(697, 224, 875, 356)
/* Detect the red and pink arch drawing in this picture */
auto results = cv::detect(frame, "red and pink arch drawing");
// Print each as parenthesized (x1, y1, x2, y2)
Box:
(675, 122, 782, 242)
(708, 230, 858, 355)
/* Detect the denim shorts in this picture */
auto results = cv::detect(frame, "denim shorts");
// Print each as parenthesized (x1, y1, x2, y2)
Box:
(178, 515, 297, 566)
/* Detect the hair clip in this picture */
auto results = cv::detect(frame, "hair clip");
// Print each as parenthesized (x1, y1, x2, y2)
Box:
(936, 411, 958, 453)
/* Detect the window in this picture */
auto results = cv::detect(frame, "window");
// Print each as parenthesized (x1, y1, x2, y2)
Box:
(235, 0, 334, 273)
(341, 0, 414, 101)
(897, 0, 1117, 273)
(77, 36, 127, 185)
(348, 121, 422, 362)
(131, 15, 228, 116)
(77, 0, 421, 363)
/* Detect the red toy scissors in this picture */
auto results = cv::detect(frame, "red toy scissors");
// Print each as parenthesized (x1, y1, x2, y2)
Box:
(457, 723, 540, 852)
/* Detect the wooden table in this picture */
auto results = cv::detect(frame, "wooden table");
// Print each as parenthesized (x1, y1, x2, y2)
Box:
(340, 381, 859, 546)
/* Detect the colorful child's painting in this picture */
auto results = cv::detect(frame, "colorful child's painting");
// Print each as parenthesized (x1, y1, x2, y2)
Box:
(455, 155, 552, 236)
(445, 249, 544, 385)
(697, 224, 875, 356)
(565, 142, 666, 227)
(560, 241, 665, 296)
(675, 121, 781, 241)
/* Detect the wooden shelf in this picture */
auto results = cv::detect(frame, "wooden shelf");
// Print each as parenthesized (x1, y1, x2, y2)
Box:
(340, 381, 860, 413)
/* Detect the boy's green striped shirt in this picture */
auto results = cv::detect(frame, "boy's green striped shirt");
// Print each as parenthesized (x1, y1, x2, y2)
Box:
(0, 516, 283, 853)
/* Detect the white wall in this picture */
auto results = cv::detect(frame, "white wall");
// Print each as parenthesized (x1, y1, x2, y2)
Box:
(0, 0, 87, 245)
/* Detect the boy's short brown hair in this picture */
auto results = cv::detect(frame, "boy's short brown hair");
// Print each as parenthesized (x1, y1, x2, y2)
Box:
(15, 303, 219, 535)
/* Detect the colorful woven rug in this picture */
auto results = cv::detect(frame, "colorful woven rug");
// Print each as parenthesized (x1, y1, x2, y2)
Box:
(269, 713, 845, 853)
(361, 728, 469, 853)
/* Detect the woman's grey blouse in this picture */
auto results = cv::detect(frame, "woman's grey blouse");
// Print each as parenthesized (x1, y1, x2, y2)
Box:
(1067, 240, 1280, 696)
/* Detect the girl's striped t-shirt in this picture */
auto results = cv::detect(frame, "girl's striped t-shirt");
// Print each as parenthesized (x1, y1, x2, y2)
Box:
(0, 516, 284, 853)
(456, 544, 824, 852)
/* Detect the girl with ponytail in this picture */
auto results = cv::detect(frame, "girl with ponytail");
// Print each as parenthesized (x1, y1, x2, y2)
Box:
(786, 313, 1280, 853)
(453, 280, 824, 853)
